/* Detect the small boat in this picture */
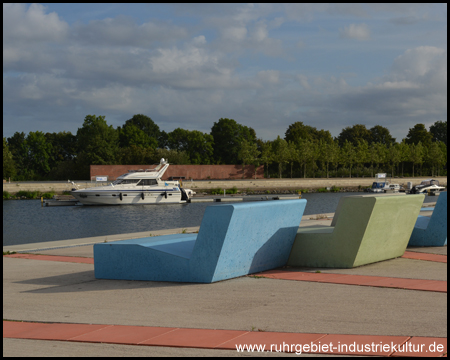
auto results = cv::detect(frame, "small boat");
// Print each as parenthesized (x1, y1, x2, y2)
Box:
(367, 173, 401, 193)
(71, 158, 195, 205)
(409, 179, 445, 195)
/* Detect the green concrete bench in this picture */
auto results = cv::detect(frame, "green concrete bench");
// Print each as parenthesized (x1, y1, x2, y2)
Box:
(288, 194, 425, 268)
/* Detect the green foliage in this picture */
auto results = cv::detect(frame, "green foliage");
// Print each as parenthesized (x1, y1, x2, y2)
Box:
(369, 125, 396, 145)
(168, 128, 214, 164)
(16, 190, 39, 199)
(5, 114, 448, 180)
(271, 136, 290, 178)
(3, 191, 11, 200)
(330, 186, 340, 192)
(76, 115, 119, 166)
(3, 137, 16, 179)
(123, 114, 161, 144)
(317, 187, 328, 192)
(118, 123, 155, 148)
(405, 124, 433, 146)
(337, 124, 372, 147)
(210, 118, 256, 164)
(429, 120, 447, 146)
(210, 188, 223, 195)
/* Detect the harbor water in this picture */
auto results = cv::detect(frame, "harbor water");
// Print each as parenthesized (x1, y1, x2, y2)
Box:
(3, 193, 435, 246)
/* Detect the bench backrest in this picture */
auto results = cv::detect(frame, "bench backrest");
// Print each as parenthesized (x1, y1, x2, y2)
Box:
(331, 193, 406, 227)
(427, 191, 447, 234)
(189, 199, 307, 282)
(331, 194, 424, 267)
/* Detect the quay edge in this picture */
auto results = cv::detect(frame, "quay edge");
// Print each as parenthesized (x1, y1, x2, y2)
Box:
(3, 177, 447, 195)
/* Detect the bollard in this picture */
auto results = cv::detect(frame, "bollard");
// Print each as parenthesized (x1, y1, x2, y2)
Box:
(41, 196, 44, 207)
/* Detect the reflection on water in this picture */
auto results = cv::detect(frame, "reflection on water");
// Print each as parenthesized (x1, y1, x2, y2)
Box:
(3, 193, 434, 246)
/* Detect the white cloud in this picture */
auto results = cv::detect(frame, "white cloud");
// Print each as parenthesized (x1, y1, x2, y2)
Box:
(3, 3, 68, 43)
(339, 23, 370, 40)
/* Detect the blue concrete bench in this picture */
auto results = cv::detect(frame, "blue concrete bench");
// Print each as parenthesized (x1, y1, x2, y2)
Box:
(408, 191, 447, 247)
(94, 199, 307, 283)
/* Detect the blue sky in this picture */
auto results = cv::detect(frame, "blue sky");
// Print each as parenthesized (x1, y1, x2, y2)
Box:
(3, 3, 447, 142)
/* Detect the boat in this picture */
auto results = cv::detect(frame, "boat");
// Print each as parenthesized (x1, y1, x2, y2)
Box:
(71, 158, 195, 205)
(409, 179, 445, 194)
(367, 173, 402, 193)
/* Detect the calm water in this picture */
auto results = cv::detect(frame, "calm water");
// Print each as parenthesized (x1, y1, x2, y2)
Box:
(3, 193, 434, 246)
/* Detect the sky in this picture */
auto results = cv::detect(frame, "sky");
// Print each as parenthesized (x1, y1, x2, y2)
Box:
(3, 3, 447, 142)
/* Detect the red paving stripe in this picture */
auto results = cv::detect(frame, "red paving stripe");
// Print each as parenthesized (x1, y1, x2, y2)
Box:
(402, 251, 447, 263)
(3, 321, 447, 357)
(4, 253, 94, 264)
(256, 271, 447, 293)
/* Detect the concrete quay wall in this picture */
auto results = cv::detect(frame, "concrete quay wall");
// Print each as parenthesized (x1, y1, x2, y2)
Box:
(3, 176, 447, 194)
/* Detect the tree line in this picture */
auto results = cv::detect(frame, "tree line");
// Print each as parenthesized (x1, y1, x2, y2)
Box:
(3, 114, 447, 180)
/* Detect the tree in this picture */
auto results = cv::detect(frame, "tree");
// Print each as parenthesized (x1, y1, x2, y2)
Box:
(6, 132, 27, 179)
(168, 128, 214, 164)
(237, 139, 260, 178)
(117, 145, 155, 165)
(337, 124, 372, 147)
(210, 118, 256, 164)
(25, 131, 53, 179)
(355, 140, 369, 177)
(123, 114, 161, 142)
(397, 140, 410, 177)
(286, 141, 298, 178)
(76, 115, 119, 178)
(340, 140, 357, 178)
(369, 125, 396, 145)
(257, 139, 273, 178)
(285, 122, 333, 144)
(154, 148, 190, 165)
(271, 136, 290, 178)
(429, 120, 447, 146)
(3, 137, 16, 179)
(185, 130, 214, 165)
(45, 131, 77, 174)
(387, 144, 402, 178)
(409, 142, 425, 177)
(296, 139, 316, 178)
(426, 141, 446, 177)
(118, 123, 154, 148)
(405, 124, 432, 146)
(329, 140, 341, 177)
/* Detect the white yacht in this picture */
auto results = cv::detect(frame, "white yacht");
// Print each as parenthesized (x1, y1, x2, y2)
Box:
(71, 159, 195, 205)
(409, 179, 445, 194)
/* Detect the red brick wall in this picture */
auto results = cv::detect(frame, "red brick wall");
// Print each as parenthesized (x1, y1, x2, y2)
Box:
(90, 164, 264, 180)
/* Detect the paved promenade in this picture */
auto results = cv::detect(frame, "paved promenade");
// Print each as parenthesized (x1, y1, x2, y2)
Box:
(3, 211, 447, 357)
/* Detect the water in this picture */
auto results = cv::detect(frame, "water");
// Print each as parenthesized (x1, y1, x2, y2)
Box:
(3, 193, 435, 246)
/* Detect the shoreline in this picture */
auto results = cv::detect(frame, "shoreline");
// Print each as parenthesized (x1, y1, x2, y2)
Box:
(3, 176, 447, 196)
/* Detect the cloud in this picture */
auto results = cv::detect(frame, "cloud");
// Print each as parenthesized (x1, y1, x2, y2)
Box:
(3, 3, 68, 43)
(339, 23, 370, 40)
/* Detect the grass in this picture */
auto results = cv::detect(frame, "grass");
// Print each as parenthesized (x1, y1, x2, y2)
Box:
(3, 251, 17, 255)
(4, 190, 56, 200)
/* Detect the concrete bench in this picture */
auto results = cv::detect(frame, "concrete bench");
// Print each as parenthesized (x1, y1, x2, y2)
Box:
(94, 199, 307, 283)
(408, 191, 447, 247)
(287, 194, 424, 268)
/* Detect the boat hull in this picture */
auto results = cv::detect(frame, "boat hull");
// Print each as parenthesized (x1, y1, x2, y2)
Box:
(71, 189, 187, 205)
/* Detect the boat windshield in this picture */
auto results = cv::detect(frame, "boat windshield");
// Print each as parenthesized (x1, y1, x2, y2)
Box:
(371, 182, 386, 189)
(112, 179, 140, 185)
(421, 179, 439, 186)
